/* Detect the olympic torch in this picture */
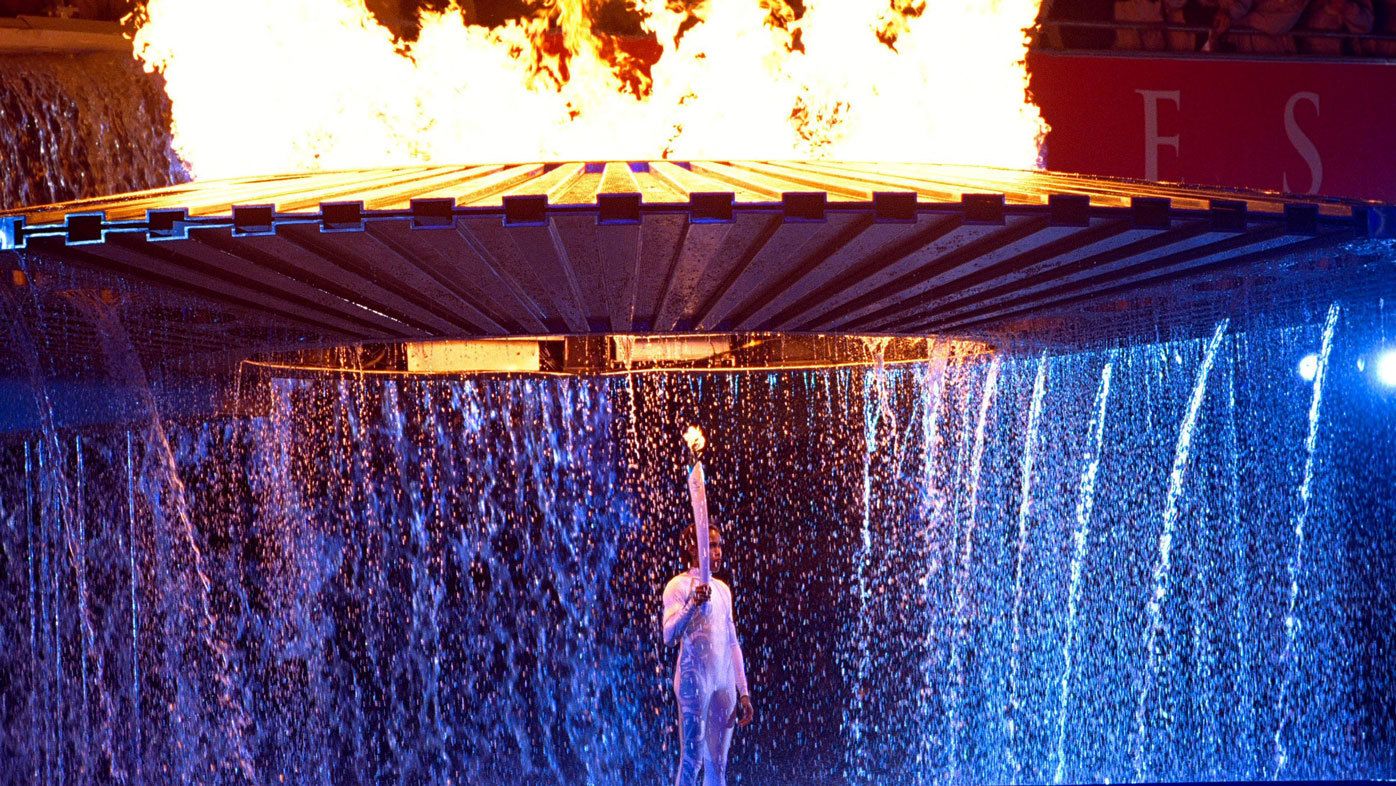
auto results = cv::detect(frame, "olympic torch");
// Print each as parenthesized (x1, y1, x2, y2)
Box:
(683, 425, 711, 587)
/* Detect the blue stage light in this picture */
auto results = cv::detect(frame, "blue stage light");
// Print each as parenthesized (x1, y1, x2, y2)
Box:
(1298, 353, 1318, 382)
(1377, 349, 1396, 387)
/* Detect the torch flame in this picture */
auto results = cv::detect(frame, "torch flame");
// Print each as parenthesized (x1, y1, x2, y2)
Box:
(683, 425, 706, 454)
(130, 0, 1047, 181)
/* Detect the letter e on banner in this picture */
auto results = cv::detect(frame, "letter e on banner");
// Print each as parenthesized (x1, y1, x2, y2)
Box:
(1137, 89, 1181, 181)
(1282, 92, 1323, 194)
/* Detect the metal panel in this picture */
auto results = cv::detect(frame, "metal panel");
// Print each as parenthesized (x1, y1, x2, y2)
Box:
(0, 160, 1380, 368)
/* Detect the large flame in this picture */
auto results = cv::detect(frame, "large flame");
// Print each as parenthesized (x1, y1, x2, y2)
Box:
(131, 0, 1046, 181)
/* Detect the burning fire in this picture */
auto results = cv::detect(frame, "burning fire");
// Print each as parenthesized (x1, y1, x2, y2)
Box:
(131, 0, 1046, 181)
(683, 425, 706, 454)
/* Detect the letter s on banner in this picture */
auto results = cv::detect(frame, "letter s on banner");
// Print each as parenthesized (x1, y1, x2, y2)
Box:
(1137, 89, 1181, 182)
(1282, 92, 1323, 194)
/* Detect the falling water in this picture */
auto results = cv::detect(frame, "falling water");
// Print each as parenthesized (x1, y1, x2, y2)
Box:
(920, 339, 951, 518)
(1133, 320, 1230, 777)
(124, 431, 143, 785)
(1224, 338, 1254, 773)
(0, 281, 81, 786)
(1053, 357, 1114, 785)
(0, 53, 182, 209)
(75, 295, 256, 784)
(1272, 302, 1341, 776)
(946, 354, 1002, 784)
(908, 340, 951, 782)
(843, 340, 897, 781)
(23, 441, 42, 786)
(1004, 352, 1048, 783)
(70, 435, 97, 784)
(0, 302, 1393, 784)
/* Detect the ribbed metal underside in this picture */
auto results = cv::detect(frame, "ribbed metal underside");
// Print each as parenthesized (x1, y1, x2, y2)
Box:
(2, 160, 1392, 378)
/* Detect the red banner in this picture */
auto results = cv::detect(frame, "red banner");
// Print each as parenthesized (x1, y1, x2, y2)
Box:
(1028, 50, 1396, 203)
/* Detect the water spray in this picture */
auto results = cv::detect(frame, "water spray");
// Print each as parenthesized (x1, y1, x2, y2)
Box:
(683, 425, 712, 588)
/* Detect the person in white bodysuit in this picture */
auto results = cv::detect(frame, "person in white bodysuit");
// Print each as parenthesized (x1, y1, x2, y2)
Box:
(661, 525, 754, 786)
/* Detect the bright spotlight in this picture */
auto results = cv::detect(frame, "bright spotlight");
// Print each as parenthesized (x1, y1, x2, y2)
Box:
(1377, 349, 1396, 387)
(1298, 353, 1319, 382)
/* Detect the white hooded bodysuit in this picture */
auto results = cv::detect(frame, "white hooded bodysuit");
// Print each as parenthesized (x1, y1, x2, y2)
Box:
(662, 568, 749, 786)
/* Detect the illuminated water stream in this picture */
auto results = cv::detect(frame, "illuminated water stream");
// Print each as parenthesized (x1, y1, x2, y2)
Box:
(0, 302, 1393, 785)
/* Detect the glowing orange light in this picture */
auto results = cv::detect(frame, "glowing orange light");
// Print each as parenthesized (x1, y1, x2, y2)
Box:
(130, 0, 1047, 180)
(683, 425, 706, 454)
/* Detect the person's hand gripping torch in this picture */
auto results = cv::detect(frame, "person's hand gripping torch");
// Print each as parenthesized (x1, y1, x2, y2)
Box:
(683, 426, 712, 588)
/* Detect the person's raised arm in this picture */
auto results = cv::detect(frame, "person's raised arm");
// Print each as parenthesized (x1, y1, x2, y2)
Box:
(662, 578, 708, 647)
